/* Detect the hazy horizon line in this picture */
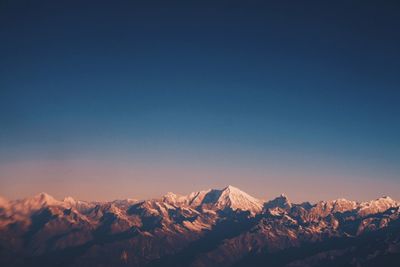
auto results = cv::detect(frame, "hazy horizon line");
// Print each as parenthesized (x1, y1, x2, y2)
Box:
(1, 184, 398, 205)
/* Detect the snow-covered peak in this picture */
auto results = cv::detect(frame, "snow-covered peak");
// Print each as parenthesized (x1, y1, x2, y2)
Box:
(186, 190, 212, 206)
(380, 196, 395, 202)
(161, 192, 188, 206)
(63, 196, 77, 204)
(361, 196, 397, 208)
(176, 185, 263, 213)
(264, 194, 292, 210)
(63, 196, 93, 211)
(30, 192, 60, 206)
(9, 192, 63, 215)
(209, 185, 263, 213)
(358, 196, 398, 216)
(331, 198, 358, 213)
(225, 185, 240, 191)
(308, 198, 358, 218)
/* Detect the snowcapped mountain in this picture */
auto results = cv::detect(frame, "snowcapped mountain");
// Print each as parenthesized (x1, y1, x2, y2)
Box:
(358, 196, 399, 216)
(264, 193, 292, 210)
(203, 185, 264, 213)
(183, 185, 264, 213)
(15, 192, 61, 210)
(0, 186, 399, 267)
(158, 185, 263, 213)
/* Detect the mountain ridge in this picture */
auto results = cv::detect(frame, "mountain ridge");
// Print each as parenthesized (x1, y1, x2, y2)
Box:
(3, 185, 397, 209)
(1, 186, 399, 267)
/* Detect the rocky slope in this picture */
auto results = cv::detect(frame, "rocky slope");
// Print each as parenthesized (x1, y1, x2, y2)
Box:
(0, 186, 399, 267)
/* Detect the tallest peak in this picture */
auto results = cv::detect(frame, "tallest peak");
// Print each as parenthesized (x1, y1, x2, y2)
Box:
(221, 185, 253, 197)
(194, 185, 263, 213)
(215, 185, 263, 213)
(224, 185, 241, 191)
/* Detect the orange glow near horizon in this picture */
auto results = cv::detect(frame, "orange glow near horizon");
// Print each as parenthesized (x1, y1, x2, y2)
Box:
(0, 158, 398, 203)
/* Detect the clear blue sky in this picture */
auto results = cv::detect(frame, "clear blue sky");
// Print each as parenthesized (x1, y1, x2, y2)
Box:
(1, 0, 399, 201)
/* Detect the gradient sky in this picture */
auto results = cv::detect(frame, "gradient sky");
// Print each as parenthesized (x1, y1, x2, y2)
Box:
(1, 1, 400, 202)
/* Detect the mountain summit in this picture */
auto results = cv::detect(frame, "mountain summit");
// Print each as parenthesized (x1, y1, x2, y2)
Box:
(208, 185, 263, 213)
(264, 193, 292, 210)
(181, 185, 263, 213)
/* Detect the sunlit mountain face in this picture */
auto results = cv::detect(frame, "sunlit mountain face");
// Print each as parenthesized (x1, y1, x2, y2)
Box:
(1, 186, 400, 267)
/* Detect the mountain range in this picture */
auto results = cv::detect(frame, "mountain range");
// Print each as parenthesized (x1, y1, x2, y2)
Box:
(1, 185, 399, 267)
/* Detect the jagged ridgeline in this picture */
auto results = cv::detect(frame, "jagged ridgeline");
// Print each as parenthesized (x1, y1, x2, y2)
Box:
(0, 186, 399, 267)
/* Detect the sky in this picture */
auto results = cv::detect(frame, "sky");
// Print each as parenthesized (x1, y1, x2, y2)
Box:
(1, 0, 400, 202)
